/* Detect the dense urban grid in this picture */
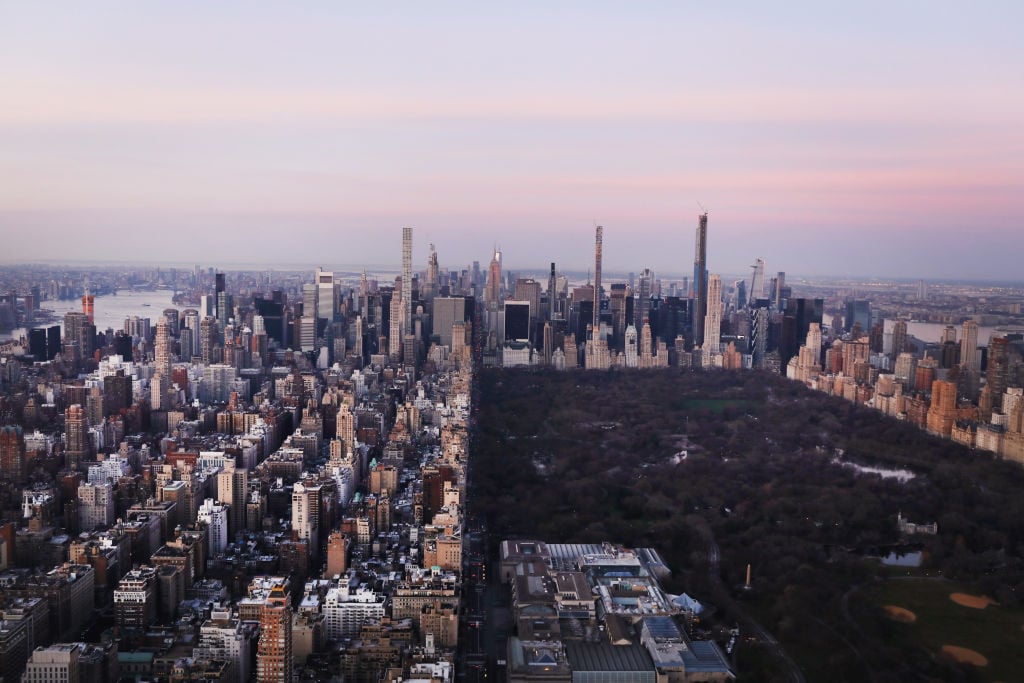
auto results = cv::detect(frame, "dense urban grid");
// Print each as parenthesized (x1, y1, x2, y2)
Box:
(0, 220, 1022, 682)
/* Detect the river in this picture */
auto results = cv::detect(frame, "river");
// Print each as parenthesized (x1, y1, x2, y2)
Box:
(898, 320, 1023, 347)
(1, 290, 178, 340)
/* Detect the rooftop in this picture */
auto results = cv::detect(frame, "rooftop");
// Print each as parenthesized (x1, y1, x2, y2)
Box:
(564, 641, 655, 673)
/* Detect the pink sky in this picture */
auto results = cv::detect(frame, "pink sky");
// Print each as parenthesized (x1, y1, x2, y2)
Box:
(1, 3, 1021, 279)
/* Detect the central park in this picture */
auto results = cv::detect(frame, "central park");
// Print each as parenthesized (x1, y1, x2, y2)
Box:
(471, 368, 1024, 682)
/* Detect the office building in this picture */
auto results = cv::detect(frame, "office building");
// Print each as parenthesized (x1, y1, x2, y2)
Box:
(485, 249, 502, 308)
(514, 279, 541, 322)
(315, 268, 335, 322)
(299, 284, 317, 353)
(114, 567, 158, 630)
(432, 297, 465, 350)
(22, 644, 81, 683)
(504, 302, 531, 342)
(844, 300, 871, 335)
(748, 257, 765, 303)
(961, 320, 980, 373)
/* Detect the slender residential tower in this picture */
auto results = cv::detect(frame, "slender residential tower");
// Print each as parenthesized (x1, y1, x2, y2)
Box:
(548, 262, 557, 321)
(402, 227, 413, 332)
(692, 213, 708, 347)
(703, 274, 722, 362)
(593, 226, 603, 334)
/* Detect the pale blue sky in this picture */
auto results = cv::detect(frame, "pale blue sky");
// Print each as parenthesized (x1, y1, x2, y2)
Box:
(1, 2, 1022, 279)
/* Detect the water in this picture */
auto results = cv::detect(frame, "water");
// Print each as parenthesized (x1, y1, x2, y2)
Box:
(2, 290, 178, 340)
(832, 458, 916, 483)
(881, 551, 923, 567)
(900, 320, 1023, 346)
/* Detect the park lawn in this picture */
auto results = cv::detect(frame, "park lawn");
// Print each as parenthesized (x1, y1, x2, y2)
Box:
(867, 579, 1024, 681)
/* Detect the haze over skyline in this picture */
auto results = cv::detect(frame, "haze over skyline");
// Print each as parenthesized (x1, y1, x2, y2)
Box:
(2, 2, 1022, 279)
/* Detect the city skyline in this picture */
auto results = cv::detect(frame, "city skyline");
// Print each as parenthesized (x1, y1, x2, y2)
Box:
(2, 3, 1023, 279)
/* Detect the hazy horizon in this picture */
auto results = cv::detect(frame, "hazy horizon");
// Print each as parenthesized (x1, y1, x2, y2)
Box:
(3, 256, 1023, 289)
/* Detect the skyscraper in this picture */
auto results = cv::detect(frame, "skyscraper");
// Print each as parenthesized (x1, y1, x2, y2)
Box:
(692, 213, 708, 347)
(257, 580, 293, 682)
(624, 324, 638, 367)
(432, 297, 465, 350)
(103, 369, 132, 416)
(315, 268, 336, 322)
(215, 272, 231, 335)
(503, 302, 531, 342)
(389, 294, 403, 359)
(155, 316, 172, 378)
(402, 227, 413, 332)
(806, 322, 822, 362)
(548, 262, 557, 320)
(82, 290, 95, 324)
(751, 305, 769, 368)
(987, 336, 1011, 410)
(844, 300, 871, 335)
(637, 268, 653, 328)
(926, 380, 958, 436)
(514, 279, 541, 323)
(182, 309, 200, 357)
(485, 249, 502, 308)
(217, 467, 249, 539)
(336, 403, 355, 451)
(774, 271, 786, 310)
(200, 316, 218, 364)
(64, 311, 94, 361)
(300, 284, 317, 353)
(734, 279, 747, 310)
(593, 225, 603, 334)
(0, 425, 25, 485)
(891, 320, 908, 360)
(703, 274, 723, 362)
(961, 320, 980, 373)
(291, 482, 321, 558)
(426, 243, 439, 298)
(749, 258, 765, 301)
(64, 404, 89, 470)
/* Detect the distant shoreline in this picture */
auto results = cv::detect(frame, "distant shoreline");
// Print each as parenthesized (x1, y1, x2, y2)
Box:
(1, 260, 1022, 288)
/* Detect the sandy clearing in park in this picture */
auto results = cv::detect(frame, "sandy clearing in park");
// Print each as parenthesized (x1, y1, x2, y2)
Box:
(949, 592, 996, 609)
(941, 645, 989, 666)
(883, 605, 917, 623)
